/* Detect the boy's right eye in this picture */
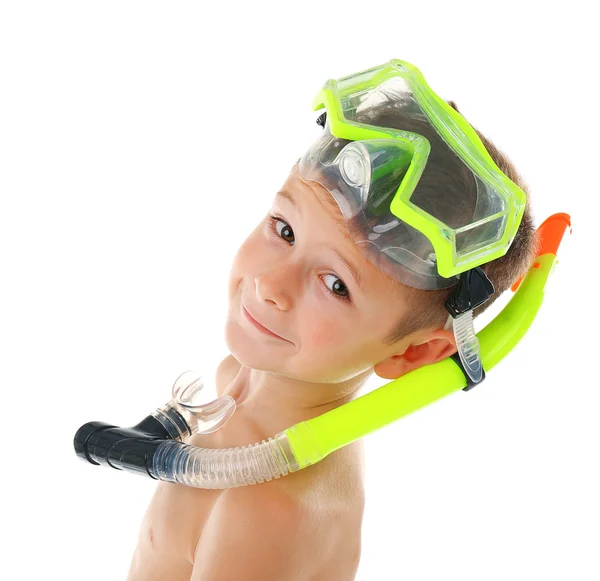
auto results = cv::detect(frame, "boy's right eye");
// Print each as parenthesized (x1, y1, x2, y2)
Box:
(268, 215, 295, 246)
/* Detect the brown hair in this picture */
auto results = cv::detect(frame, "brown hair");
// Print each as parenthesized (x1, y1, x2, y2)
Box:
(370, 100, 539, 345)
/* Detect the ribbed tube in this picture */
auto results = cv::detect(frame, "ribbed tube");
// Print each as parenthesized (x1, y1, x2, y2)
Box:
(152, 431, 302, 489)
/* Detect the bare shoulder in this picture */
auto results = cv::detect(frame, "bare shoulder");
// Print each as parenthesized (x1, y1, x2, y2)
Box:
(191, 485, 304, 580)
(194, 467, 363, 581)
(217, 478, 302, 522)
(277, 441, 365, 566)
(288, 439, 366, 511)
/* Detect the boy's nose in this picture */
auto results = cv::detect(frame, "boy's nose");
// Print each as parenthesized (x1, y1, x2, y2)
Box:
(253, 264, 297, 311)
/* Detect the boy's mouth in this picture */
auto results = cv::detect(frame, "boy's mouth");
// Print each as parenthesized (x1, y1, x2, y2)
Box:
(242, 302, 288, 342)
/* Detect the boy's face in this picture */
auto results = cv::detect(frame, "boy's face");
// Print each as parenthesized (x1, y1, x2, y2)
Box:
(225, 163, 425, 383)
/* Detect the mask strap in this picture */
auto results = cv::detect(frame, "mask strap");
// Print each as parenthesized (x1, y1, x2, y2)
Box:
(445, 267, 494, 390)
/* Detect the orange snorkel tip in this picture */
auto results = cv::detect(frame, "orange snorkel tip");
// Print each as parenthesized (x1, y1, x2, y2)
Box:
(511, 213, 572, 292)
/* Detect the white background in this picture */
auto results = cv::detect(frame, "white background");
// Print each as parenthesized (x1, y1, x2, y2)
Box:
(1, 2, 598, 579)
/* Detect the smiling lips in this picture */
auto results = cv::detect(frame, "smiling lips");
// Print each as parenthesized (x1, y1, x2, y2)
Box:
(242, 303, 287, 341)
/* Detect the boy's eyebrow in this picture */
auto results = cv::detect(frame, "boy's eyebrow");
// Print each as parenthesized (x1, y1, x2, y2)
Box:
(275, 189, 363, 290)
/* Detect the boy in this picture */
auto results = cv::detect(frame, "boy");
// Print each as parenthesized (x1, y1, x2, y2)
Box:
(126, 64, 537, 580)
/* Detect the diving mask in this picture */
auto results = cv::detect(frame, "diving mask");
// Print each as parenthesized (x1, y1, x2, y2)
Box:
(299, 59, 526, 289)
(299, 59, 527, 383)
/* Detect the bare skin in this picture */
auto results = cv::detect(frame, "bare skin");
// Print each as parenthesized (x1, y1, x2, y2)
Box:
(127, 162, 457, 580)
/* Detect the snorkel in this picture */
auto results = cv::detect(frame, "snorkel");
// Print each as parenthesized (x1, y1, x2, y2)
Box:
(74, 61, 570, 489)
(73, 213, 571, 487)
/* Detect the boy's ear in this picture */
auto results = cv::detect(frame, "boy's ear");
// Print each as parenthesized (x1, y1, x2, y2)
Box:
(373, 329, 457, 380)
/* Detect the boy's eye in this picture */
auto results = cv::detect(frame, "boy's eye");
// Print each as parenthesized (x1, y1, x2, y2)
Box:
(268, 215, 350, 302)
(273, 216, 295, 245)
(321, 274, 349, 300)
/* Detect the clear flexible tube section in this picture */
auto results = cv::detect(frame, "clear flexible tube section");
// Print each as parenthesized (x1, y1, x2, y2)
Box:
(151, 244, 563, 489)
(153, 433, 302, 489)
(148, 371, 306, 488)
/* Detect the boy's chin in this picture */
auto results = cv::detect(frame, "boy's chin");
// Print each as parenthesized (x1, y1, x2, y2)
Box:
(224, 321, 284, 370)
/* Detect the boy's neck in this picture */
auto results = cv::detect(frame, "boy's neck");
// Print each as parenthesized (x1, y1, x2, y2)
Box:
(221, 363, 371, 434)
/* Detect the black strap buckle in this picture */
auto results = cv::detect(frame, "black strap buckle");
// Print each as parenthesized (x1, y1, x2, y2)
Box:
(445, 266, 494, 318)
(316, 111, 327, 128)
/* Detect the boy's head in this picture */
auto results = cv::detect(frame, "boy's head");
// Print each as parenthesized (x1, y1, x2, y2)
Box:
(225, 98, 537, 386)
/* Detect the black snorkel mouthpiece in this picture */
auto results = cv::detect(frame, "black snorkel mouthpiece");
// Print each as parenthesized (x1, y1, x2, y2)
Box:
(73, 416, 171, 479)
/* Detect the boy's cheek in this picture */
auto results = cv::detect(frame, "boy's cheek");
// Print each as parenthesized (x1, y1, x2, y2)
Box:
(228, 242, 257, 285)
(233, 231, 270, 273)
(307, 319, 340, 348)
